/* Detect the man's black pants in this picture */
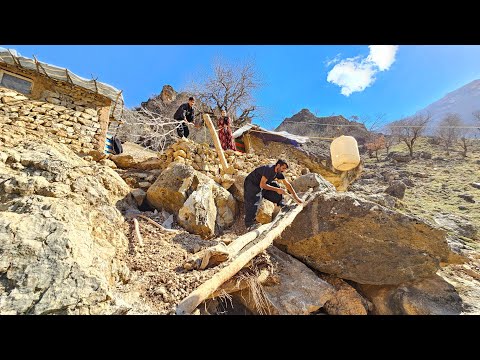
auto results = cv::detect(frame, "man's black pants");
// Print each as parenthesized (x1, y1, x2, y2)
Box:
(244, 180, 282, 227)
(176, 121, 190, 138)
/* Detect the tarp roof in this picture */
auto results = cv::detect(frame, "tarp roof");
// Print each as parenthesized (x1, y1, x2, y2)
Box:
(232, 123, 309, 147)
(0, 48, 124, 109)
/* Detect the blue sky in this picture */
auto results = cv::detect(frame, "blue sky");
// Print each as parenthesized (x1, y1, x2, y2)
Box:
(3, 45, 480, 130)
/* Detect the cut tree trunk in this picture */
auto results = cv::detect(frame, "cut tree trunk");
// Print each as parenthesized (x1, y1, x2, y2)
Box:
(203, 113, 234, 175)
(176, 191, 314, 315)
(185, 191, 312, 270)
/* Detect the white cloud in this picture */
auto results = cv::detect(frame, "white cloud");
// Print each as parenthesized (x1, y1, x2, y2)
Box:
(367, 45, 399, 71)
(327, 45, 399, 96)
(325, 53, 342, 67)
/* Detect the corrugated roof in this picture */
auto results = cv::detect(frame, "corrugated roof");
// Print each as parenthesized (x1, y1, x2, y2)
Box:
(233, 123, 309, 147)
(0, 48, 124, 108)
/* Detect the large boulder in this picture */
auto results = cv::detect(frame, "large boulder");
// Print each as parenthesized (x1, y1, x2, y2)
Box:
(275, 190, 452, 285)
(211, 185, 237, 229)
(178, 183, 217, 238)
(358, 275, 463, 315)
(146, 163, 238, 235)
(0, 137, 132, 315)
(234, 247, 334, 315)
(146, 163, 203, 214)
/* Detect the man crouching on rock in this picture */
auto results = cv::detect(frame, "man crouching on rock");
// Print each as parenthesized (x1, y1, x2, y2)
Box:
(244, 159, 303, 231)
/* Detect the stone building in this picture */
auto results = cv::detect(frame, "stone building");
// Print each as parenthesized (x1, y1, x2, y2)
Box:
(0, 48, 124, 153)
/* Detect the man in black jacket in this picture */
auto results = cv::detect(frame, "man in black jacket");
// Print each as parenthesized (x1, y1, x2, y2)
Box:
(173, 96, 196, 138)
(243, 159, 303, 230)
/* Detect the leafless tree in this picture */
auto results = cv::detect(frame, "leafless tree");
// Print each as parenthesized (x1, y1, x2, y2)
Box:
(457, 118, 474, 157)
(382, 123, 399, 155)
(435, 113, 463, 155)
(116, 105, 181, 153)
(352, 113, 388, 134)
(187, 58, 263, 128)
(390, 112, 431, 157)
(474, 110, 480, 132)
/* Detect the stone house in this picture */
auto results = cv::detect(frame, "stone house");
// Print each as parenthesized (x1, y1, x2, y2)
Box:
(0, 48, 124, 153)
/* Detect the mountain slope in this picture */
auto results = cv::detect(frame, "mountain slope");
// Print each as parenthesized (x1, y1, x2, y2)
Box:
(415, 79, 480, 126)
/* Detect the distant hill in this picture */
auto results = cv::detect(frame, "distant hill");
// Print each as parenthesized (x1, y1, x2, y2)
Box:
(275, 109, 370, 144)
(413, 79, 480, 127)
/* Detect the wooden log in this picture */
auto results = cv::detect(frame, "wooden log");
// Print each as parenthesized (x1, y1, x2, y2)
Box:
(176, 191, 314, 315)
(133, 218, 144, 246)
(186, 190, 313, 270)
(202, 114, 234, 174)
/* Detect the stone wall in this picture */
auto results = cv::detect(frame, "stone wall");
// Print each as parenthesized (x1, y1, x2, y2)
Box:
(0, 86, 107, 153)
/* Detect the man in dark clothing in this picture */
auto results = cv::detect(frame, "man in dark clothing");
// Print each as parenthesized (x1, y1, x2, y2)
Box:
(243, 159, 303, 230)
(173, 96, 197, 138)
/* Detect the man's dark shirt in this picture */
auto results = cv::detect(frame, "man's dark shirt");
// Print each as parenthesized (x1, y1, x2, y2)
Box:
(245, 164, 285, 187)
(173, 103, 195, 122)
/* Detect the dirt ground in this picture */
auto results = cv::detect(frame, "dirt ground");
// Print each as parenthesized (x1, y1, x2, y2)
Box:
(116, 206, 273, 315)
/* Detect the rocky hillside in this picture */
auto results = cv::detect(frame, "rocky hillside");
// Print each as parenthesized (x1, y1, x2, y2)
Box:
(275, 109, 371, 144)
(1, 119, 477, 315)
(0, 126, 133, 314)
(349, 137, 480, 313)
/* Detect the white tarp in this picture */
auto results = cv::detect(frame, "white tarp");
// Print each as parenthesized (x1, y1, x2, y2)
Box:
(0, 48, 124, 108)
(233, 123, 309, 144)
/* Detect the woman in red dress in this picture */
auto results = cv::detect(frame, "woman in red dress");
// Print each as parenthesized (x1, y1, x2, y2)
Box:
(217, 109, 237, 151)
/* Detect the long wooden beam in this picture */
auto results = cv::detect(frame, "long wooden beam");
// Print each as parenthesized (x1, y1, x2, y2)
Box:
(176, 191, 314, 315)
(203, 113, 234, 175)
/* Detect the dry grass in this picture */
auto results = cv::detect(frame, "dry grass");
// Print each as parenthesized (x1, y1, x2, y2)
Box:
(359, 136, 480, 313)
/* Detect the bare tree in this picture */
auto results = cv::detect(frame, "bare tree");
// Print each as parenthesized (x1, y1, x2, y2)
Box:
(435, 113, 463, 155)
(458, 118, 474, 157)
(365, 135, 386, 161)
(116, 105, 181, 153)
(187, 58, 262, 127)
(390, 113, 431, 157)
(382, 122, 399, 155)
(474, 110, 480, 132)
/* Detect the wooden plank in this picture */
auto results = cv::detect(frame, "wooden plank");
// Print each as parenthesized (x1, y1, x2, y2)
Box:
(203, 113, 233, 174)
(176, 191, 313, 315)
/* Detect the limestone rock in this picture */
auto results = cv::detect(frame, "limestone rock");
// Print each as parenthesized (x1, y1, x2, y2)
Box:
(235, 247, 334, 315)
(146, 163, 198, 214)
(433, 214, 477, 240)
(275, 191, 452, 285)
(365, 193, 397, 209)
(0, 137, 132, 315)
(358, 275, 463, 315)
(388, 152, 412, 163)
(109, 154, 137, 169)
(384, 180, 407, 199)
(291, 173, 336, 194)
(318, 274, 372, 315)
(131, 188, 146, 207)
(211, 185, 237, 229)
(230, 173, 247, 203)
(178, 183, 216, 238)
(256, 198, 275, 224)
